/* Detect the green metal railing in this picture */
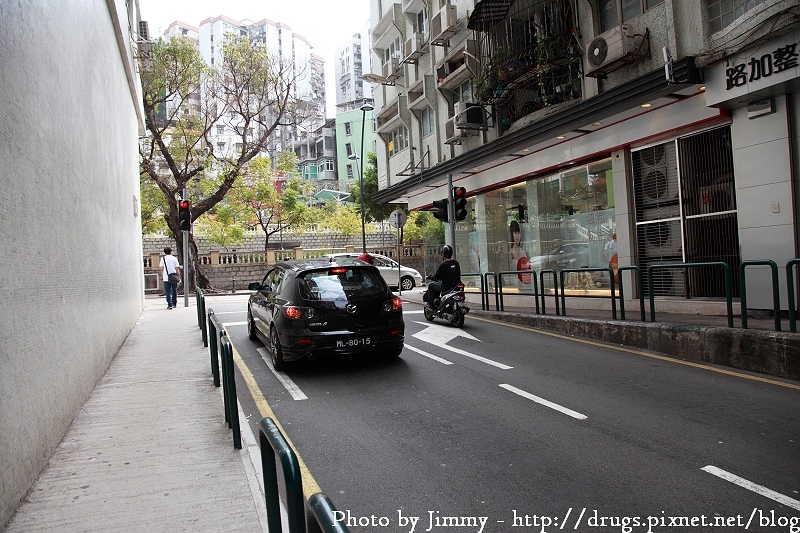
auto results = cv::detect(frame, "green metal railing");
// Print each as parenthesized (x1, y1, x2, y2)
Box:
(497, 270, 540, 313)
(483, 272, 500, 311)
(539, 269, 560, 315)
(616, 266, 646, 322)
(197, 289, 208, 347)
(207, 309, 240, 449)
(259, 417, 351, 533)
(461, 273, 487, 310)
(559, 267, 617, 320)
(739, 260, 780, 331)
(786, 258, 800, 333)
(648, 263, 734, 327)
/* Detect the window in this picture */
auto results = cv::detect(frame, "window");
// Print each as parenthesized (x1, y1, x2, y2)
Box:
(456, 80, 474, 105)
(416, 10, 428, 34)
(216, 125, 225, 135)
(598, 0, 663, 32)
(324, 160, 335, 171)
(346, 164, 354, 179)
(707, 0, 769, 33)
(387, 125, 408, 157)
(344, 122, 352, 135)
(345, 143, 353, 156)
(421, 106, 435, 137)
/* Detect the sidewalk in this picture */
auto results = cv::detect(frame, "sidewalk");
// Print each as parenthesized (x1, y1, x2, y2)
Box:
(4, 297, 267, 533)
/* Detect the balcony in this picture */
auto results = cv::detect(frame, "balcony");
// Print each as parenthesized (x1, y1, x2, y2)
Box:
(435, 39, 477, 91)
(376, 95, 408, 133)
(372, 3, 404, 51)
(407, 75, 435, 110)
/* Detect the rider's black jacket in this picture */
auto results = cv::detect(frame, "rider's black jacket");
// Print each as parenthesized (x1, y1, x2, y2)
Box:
(431, 259, 461, 294)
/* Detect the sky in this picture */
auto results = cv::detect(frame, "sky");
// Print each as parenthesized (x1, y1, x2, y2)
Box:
(137, 0, 371, 117)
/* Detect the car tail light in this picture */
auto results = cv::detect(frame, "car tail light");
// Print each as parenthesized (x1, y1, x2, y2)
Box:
(329, 267, 348, 274)
(382, 297, 402, 312)
(389, 328, 402, 336)
(283, 306, 315, 320)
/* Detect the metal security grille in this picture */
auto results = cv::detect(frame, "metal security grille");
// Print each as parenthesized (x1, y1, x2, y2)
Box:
(632, 125, 740, 299)
(679, 126, 740, 298)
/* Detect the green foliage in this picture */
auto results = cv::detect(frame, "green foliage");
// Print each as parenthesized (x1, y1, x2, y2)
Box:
(196, 202, 247, 249)
(349, 152, 400, 223)
(317, 204, 361, 245)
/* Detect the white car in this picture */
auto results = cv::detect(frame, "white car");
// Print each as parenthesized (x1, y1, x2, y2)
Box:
(326, 253, 423, 291)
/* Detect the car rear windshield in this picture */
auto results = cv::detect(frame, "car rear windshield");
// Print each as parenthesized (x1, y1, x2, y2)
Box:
(298, 268, 385, 301)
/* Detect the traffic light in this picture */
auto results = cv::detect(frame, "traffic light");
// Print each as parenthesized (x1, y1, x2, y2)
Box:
(453, 187, 467, 221)
(432, 198, 449, 222)
(178, 199, 192, 231)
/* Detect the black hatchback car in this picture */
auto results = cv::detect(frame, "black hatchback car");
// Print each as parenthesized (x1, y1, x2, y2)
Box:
(247, 259, 405, 370)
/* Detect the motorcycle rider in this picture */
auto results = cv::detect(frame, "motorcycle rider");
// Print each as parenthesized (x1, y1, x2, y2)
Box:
(424, 244, 461, 307)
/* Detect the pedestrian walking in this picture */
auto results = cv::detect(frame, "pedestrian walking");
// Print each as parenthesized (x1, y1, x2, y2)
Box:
(160, 247, 181, 309)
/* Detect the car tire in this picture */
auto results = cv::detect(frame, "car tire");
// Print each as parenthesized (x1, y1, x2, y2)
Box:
(387, 343, 403, 358)
(400, 276, 414, 291)
(270, 328, 286, 371)
(247, 310, 258, 341)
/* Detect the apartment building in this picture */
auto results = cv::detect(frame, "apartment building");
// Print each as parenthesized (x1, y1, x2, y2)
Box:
(368, 0, 800, 313)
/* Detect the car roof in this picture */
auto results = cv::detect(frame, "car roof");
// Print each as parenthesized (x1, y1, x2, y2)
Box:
(274, 259, 374, 272)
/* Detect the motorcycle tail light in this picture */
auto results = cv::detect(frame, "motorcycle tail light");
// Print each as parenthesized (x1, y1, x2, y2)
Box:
(456, 282, 465, 291)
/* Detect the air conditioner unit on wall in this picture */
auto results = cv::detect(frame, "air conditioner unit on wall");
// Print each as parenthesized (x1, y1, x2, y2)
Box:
(430, 4, 458, 47)
(585, 25, 636, 78)
(403, 33, 425, 64)
(454, 102, 486, 130)
(383, 57, 402, 82)
(635, 143, 679, 209)
(640, 206, 682, 258)
(444, 116, 468, 144)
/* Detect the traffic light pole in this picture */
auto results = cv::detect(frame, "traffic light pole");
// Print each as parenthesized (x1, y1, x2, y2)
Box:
(182, 188, 189, 308)
(447, 173, 456, 260)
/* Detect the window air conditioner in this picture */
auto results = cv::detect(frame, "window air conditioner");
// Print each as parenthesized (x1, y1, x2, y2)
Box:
(430, 4, 458, 47)
(585, 25, 636, 78)
(454, 101, 486, 129)
(382, 57, 403, 82)
(403, 33, 426, 64)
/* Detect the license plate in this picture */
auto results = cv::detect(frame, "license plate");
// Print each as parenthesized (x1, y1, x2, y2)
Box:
(335, 337, 372, 349)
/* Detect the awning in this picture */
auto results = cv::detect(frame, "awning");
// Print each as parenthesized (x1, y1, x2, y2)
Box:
(467, 0, 513, 32)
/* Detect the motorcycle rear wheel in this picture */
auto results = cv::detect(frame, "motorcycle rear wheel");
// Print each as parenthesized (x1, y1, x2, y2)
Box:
(451, 306, 465, 328)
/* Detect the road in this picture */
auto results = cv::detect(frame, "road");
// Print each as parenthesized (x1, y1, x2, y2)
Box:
(209, 293, 800, 533)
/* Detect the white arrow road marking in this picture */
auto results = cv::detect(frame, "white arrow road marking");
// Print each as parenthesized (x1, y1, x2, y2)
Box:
(257, 348, 308, 400)
(403, 344, 453, 365)
(702, 466, 800, 511)
(499, 384, 588, 420)
(411, 321, 511, 370)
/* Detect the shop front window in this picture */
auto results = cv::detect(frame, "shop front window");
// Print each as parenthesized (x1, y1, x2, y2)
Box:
(462, 157, 616, 291)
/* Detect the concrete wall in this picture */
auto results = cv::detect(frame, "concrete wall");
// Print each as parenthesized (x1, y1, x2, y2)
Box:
(0, 1, 145, 528)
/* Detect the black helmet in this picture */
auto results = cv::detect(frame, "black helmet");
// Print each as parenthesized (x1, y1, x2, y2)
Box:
(441, 244, 453, 259)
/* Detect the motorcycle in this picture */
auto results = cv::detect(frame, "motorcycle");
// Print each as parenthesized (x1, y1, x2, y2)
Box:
(423, 279, 469, 328)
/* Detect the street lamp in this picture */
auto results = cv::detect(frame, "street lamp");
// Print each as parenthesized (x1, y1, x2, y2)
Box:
(349, 100, 374, 253)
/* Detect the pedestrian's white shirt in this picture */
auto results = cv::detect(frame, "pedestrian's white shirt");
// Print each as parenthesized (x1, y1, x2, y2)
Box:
(160, 255, 180, 281)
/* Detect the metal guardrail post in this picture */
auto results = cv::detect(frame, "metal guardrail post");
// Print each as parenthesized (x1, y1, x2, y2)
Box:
(219, 333, 241, 449)
(539, 270, 560, 315)
(308, 493, 352, 533)
(648, 262, 733, 327)
(617, 266, 645, 322)
(739, 260, 780, 331)
(461, 273, 485, 310)
(259, 417, 307, 533)
(786, 258, 800, 333)
(207, 309, 220, 388)
(497, 271, 539, 313)
(558, 267, 617, 320)
(199, 290, 208, 347)
(483, 272, 498, 311)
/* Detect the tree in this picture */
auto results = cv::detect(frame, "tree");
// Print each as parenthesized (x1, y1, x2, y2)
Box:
(139, 36, 315, 288)
(349, 152, 398, 224)
(233, 154, 312, 253)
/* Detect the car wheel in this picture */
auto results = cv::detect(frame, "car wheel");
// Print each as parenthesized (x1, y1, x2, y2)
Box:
(270, 328, 286, 371)
(423, 305, 435, 322)
(400, 276, 414, 291)
(387, 343, 403, 358)
(247, 310, 258, 341)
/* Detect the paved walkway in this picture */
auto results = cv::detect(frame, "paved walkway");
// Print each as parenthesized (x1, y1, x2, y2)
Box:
(4, 297, 267, 533)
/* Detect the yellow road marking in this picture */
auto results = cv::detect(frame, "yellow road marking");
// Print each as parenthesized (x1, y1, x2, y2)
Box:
(227, 334, 323, 496)
(470, 315, 800, 391)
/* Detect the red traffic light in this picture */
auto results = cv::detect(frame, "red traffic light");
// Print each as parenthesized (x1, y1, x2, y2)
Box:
(452, 187, 467, 221)
(178, 199, 192, 231)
